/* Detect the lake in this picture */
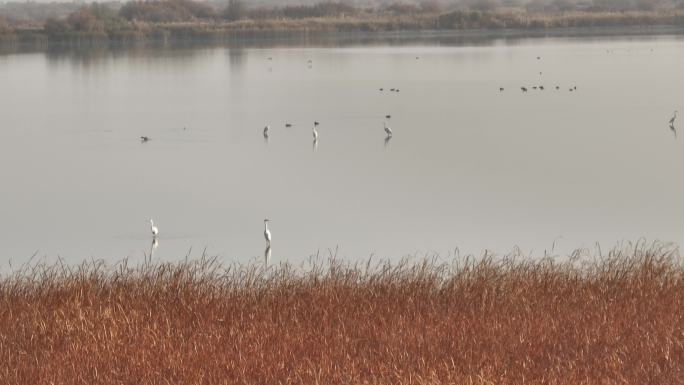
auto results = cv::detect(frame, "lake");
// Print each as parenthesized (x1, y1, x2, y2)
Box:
(1, 32, 684, 266)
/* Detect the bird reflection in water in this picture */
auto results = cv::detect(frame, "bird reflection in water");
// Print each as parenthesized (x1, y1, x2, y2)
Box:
(147, 238, 159, 263)
(264, 245, 272, 267)
(263, 125, 270, 144)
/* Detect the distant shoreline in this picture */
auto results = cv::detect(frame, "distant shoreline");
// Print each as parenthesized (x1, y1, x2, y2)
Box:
(2, 9, 684, 50)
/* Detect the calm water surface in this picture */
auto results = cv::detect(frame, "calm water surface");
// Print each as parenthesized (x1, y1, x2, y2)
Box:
(2, 34, 684, 266)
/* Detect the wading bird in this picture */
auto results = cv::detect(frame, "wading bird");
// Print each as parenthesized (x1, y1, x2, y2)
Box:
(264, 218, 272, 245)
(669, 110, 678, 126)
(383, 122, 392, 137)
(313, 124, 318, 142)
(263, 125, 270, 138)
(670, 123, 677, 139)
(150, 219, 158, 238)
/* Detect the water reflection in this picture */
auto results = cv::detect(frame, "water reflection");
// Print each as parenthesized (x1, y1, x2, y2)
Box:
(227, 48, 246, 72)
(264, 245, 271, 267)
(263, 125, 270, 144)
(384, 135, 392, 149)
(147, 238, 159, 262)
(4, 27, 684, 61)
(44, 44, 219, 69)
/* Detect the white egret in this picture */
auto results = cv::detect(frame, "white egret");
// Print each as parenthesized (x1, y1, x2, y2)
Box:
(263, 125, 270, 137)
(383, 122, 392, 137)
(150, 219, 159, 238)
(264, 218, 272, 245)
(669, 110, 678, 125)
(313, 124, 318, 142)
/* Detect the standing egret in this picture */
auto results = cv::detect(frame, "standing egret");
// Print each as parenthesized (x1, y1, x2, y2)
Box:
(150, 219, 159, 238)
(312, 124, 318, 142)
(264, 218, 272, 245)
(669, 110, 678, 125)
(383, 122, 392, 137)
(263, 125, 270, 138)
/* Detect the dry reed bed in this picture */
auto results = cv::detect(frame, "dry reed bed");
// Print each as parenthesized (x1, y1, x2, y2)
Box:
(1, 243, 683, 384)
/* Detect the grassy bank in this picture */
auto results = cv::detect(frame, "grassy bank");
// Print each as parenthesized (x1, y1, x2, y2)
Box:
(1, 243, 682, 384)
(4, 9, 684, 46)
